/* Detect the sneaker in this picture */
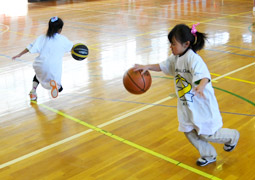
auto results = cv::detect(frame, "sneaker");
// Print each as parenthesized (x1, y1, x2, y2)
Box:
(29, 91, 37, 101)
(196, 157, 216, 166)
(50, 80, 58, 98)
(224, 131, 239, 152)
(224, 144, 237, 152)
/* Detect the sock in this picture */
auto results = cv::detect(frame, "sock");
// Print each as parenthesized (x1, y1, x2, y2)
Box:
(31, 81, 39, 93)
(58, 85, 63, 93)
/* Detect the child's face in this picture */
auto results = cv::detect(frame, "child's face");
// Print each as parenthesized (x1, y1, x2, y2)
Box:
(170, 37, 189, 56)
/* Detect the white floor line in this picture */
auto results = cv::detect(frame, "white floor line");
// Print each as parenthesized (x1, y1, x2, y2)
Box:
(212, 62, 255, 81)
(0, 129, 93, 169)
(98, 96, 172, 128)
(0, 96, 174, 169)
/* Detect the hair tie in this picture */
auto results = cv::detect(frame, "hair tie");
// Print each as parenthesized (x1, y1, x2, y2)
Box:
(51, 16, 58, 22)
(191, 23, 200, 45)
(191, 23, 200, 37)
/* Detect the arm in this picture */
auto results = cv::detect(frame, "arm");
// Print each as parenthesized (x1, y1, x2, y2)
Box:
(12, 48, 29, 60)
(133, 64, 161, 74)
(193, 78, 209, 98)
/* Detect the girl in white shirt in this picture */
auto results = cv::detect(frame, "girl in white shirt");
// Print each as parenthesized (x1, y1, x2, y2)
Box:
(134, 23, 239, 166)
(12, 17, 73, 101)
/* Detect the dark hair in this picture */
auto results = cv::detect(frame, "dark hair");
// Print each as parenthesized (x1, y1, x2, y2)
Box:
(46, 17, 64, 38)
(168, 24, 207, 52)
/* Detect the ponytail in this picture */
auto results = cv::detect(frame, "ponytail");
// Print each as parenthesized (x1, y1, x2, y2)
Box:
(191, 31, 207, 52)
(46, 16, 64, 38)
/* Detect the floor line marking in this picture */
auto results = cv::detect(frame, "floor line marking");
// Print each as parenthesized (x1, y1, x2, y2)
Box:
(38, 99, 221, 180)
(212, 62, 255, 81)
(39, 98, 220, 180)
(0, 96, 221, 179)
(0, 97, 172, 169)
(211, 73, 255, 85)
(0, 23, 9, 34)
(0, 129, 93, 169)
(98, 96, 173, 128)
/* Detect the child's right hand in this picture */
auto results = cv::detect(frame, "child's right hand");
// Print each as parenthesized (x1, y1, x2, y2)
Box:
(12, 55, 20, 60)
(133, 64, 149, 75)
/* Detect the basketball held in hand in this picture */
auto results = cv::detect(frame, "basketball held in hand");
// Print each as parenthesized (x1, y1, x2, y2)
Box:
(71, 43, 89, 61)
(123, 67, 152, 95)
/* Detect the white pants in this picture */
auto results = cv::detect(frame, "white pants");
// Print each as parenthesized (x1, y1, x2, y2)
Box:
(184, 128, 239, 160)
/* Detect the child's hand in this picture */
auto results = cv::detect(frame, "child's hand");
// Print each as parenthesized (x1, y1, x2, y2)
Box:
(12, 54, 20, 60)
(133, 64, 149, 75)
(193, 84, 206, 99)
(12, 49, 28, 60)
(193, 78, 209, 99)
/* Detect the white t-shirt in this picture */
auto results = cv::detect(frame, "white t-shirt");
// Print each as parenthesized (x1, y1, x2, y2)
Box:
(27, 33, 73, 89)
(159, 49, 223, 135)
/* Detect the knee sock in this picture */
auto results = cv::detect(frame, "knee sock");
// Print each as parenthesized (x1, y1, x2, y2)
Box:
(58, 85, 63, 93)
(31, 75, 39, 93)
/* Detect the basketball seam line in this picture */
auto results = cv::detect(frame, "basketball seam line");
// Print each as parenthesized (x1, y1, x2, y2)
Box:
(140, 72, 146, 89)
(127, 72, 146, 92)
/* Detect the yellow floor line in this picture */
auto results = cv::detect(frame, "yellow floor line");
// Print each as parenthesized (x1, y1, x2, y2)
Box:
(211, 72, 255, 85)
(211, 62, 255, 82)
(37, 100, 221, 180)
(0, 96, 221, 180)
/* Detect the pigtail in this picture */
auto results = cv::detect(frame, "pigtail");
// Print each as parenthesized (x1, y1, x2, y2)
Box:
(190, 23, 207, 52)
(191, 31, 207, 52)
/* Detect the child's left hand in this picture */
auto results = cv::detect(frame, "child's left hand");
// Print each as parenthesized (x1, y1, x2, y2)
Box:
(193, 78, 209, 99)
(193, 84, 206, 99)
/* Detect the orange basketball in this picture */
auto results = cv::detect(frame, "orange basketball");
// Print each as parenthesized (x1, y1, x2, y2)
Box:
(123, 67, 152, 94)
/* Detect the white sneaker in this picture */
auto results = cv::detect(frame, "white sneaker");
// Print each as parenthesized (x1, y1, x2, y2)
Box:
(224, 144, 237, 152)
(29, 91, 37, 101)
(196, 157, 216, 166)
(224, 130, 239, 152)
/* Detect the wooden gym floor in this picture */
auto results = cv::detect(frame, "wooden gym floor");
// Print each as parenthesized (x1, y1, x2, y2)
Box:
(0, 0, 254, 179)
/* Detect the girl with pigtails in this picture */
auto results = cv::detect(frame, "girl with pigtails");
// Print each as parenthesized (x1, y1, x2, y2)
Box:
(134, 23, 239, 166)
(12, 16, 73, 101)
